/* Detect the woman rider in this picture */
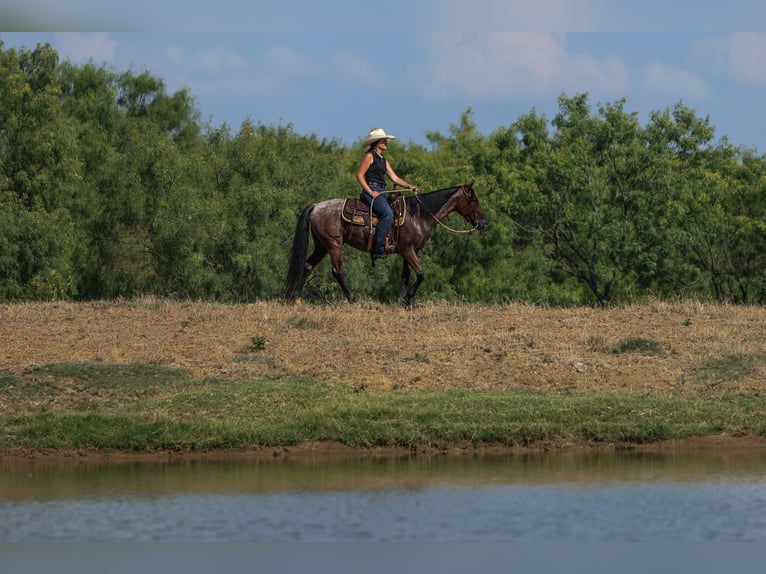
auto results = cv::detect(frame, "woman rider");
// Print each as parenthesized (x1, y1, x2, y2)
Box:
(356, 128, 418, 260)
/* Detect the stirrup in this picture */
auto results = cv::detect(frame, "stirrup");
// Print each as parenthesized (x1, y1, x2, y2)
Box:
(370, 250, 386, 266)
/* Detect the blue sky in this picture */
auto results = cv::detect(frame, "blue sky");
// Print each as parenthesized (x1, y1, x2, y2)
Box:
(3, 1, 766, 152)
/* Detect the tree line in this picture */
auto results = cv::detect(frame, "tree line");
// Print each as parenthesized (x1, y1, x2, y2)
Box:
(2, 41, 765, 306)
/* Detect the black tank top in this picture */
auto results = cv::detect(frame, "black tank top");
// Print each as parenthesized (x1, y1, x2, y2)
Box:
(365, 152, 387, 189)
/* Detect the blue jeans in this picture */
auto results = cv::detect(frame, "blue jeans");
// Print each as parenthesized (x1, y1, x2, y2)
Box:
(361, 184, 393, 253)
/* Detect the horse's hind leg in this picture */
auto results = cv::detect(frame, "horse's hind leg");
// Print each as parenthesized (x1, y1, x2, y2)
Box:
(329, 248, 355, 303)
(296, 245, 327, 298)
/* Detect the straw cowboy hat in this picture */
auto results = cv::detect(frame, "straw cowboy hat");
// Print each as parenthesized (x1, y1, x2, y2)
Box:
(363, 128, 397, 148)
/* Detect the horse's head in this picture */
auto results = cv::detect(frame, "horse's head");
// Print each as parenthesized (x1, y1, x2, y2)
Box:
(456, 182, 488, 231)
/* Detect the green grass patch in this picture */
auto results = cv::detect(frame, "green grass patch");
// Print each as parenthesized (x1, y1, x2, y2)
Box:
(2, 361, 765, 452)
(2, 363, 190, 413)
(611, 336, 666, 356)
(690, 352, 765, 386)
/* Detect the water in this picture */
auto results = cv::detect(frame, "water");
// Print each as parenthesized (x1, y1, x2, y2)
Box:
(2, 448, 766, 543)
(7, 481, 765, 542)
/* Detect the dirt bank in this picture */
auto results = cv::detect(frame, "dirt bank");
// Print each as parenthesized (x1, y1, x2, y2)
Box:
(2, 299, 765, 459)
(2, 299, 765, 395)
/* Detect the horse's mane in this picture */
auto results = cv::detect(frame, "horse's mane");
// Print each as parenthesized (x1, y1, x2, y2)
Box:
(406, 185, 462, 216)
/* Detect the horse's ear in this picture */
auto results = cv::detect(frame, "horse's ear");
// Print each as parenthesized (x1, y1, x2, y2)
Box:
(466, 181, 474, 189)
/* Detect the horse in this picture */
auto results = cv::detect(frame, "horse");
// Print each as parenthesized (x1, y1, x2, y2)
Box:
(284, 181, 488, 307)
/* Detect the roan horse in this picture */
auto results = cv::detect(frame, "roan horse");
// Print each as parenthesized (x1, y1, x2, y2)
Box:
(284, 182, 488, 307)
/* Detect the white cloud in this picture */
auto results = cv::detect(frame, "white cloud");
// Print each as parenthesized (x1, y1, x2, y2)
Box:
(569, 53, 629, 93)
(52, 32, 116, 64)
(414, 32, 628, 101)
(191, 76, 282, 99)
(331, 50, 381, 89)
(726, 32, 766, 85)
(693, 32, 766, 87)
(642, 62, 710, 100)
(195, 48, 247, 73)
(164, 46, 184, 66)
(430, 0, 611, 32)
(170, 44, 315, 101)
(264, 45, 314, 76)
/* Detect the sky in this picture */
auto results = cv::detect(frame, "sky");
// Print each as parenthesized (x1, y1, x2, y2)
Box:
(3, 1, 766, 152)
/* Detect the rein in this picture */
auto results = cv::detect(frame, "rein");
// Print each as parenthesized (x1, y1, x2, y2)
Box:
(414, 188, 479, 234)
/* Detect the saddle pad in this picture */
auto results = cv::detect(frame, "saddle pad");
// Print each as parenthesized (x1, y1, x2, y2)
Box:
(342, 199, 372, 225)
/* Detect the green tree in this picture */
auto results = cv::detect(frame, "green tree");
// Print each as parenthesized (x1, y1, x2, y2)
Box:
(512, 94, 713, 305)
(0, 42, 80, 299)
(672, 145, 766, 303)
(59, 66, 203, 298)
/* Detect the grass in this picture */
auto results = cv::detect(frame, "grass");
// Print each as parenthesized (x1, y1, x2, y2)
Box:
(610, 336, 666, 357)
(693, 352, 764, 386)
(1, 362, 764, 453)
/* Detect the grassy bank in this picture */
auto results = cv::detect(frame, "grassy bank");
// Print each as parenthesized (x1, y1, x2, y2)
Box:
(1, 362, 764, 453)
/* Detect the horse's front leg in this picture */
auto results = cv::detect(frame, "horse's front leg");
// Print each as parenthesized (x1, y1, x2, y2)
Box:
(399, 264, 411, 306)
(399, 251, 424, 308)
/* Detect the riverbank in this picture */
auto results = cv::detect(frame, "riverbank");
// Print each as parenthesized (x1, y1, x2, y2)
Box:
(1, 300, 765, 458)
(4, 433, 766, 468)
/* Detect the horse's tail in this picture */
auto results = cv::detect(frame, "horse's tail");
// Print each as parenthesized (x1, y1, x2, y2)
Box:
(284, 204, 314, 301)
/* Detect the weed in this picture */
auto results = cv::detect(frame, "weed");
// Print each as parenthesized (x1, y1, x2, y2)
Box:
(692, 352, 764, 385)
(234, 354, 275, 366)
(404, 352, 430, 364)
(439, 309, 469, 321)
(249, 336, 267, 351)
(586, 335, 608, 352)
(611, 337, 666, 357)
(285, 315, 320, 330)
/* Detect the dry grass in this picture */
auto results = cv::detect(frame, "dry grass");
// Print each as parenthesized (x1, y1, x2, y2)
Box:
(2, 298, 765, 396)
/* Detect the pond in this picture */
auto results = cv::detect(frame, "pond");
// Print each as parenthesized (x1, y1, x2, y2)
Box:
(2, 447, 766, 571)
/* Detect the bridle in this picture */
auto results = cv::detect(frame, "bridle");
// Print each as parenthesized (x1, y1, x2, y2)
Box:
(414, 185, 481, 234)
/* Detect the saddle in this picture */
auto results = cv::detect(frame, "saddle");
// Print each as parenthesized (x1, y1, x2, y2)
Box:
(341, 192, 406, 254)
(341, 192, 406, 228)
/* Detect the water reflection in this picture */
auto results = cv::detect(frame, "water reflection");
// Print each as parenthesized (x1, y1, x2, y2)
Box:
(2, 448, 766, 500)
(1, 449, 766, 542)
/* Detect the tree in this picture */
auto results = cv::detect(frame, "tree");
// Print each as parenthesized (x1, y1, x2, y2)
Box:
(672, 145, 766, 303)
(0, 42, 80, 300)
(512, 94, 712, 305)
